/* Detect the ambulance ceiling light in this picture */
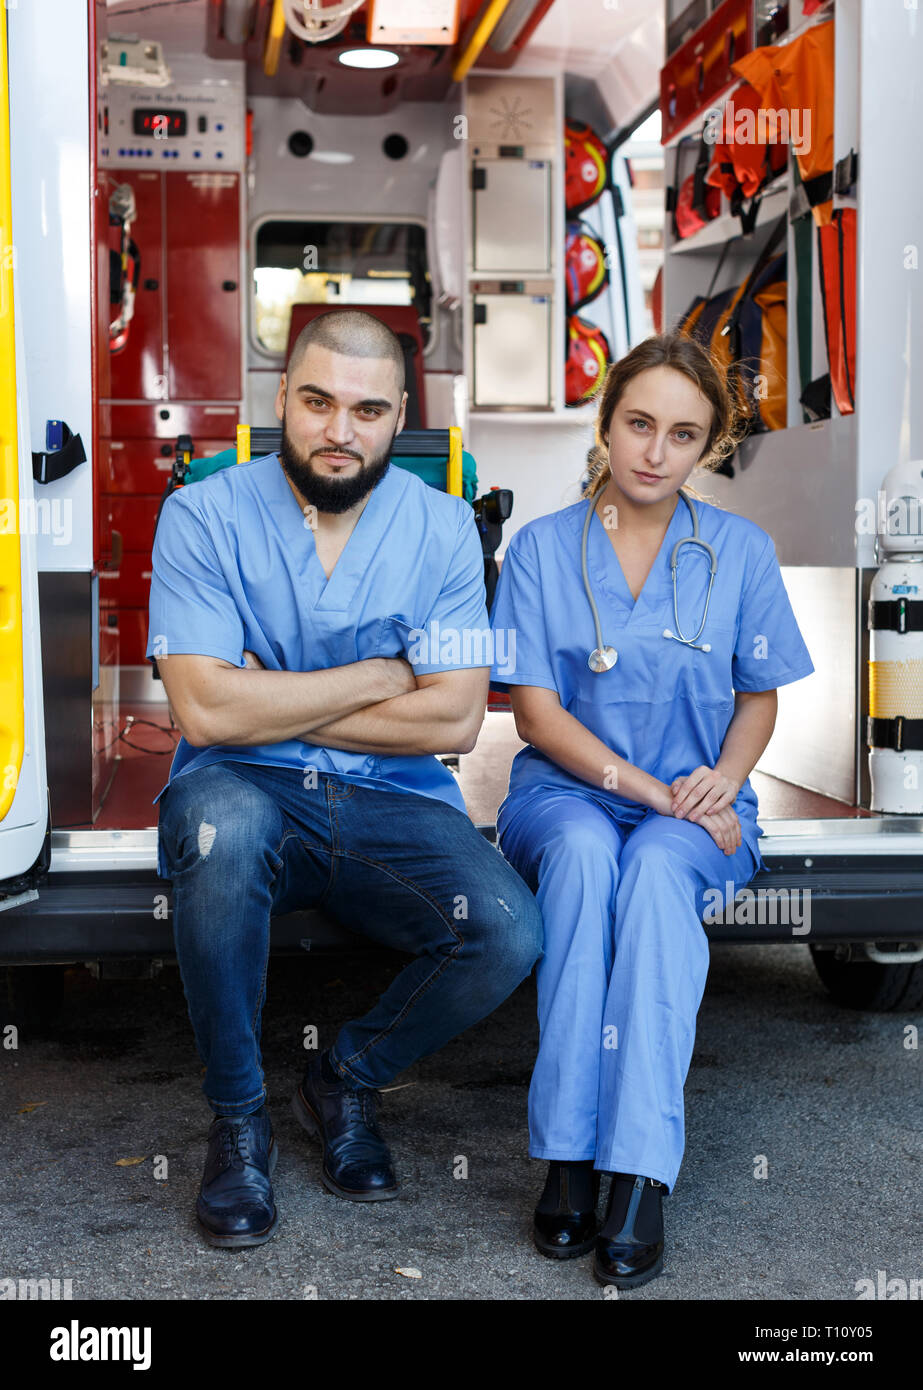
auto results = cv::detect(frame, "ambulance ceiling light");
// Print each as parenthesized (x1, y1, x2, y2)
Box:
(338, 48, 401, 68)
(100, 36, 171, 88)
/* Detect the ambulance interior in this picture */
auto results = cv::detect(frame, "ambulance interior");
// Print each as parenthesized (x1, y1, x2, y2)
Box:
(13, 0, 920, 858)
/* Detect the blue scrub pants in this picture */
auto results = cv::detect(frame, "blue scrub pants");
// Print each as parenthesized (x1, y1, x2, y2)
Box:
(498, 788, 760, 1194)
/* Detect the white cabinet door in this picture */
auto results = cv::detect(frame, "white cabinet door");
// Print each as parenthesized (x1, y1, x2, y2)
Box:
(472, 294, 552, 408)
(472, 160, 551, 274)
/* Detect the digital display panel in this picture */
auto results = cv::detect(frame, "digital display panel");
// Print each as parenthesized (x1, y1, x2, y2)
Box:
(131, 109, 188, 137)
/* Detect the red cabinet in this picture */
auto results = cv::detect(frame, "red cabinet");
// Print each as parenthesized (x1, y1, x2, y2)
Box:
(165, 174, 241, 401)
(108, 170, 164, 402)
(101, 171, 241, 663)
(99, 552, 157, 611)
(106, 168, 241, 402)
(104, 438, 176, 495)
(100, 609, 150, 667)
(109, 403, 240, 439)
(104, 435, 234, 494)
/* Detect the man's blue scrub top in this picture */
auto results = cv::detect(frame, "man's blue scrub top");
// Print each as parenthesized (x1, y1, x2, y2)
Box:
(488, 493, 815, 854)
(145, 453, 490, 814)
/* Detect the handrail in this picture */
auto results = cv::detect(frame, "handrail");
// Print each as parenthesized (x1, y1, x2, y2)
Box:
(451, 0, 514, 83)
(0, 11, 25, 823)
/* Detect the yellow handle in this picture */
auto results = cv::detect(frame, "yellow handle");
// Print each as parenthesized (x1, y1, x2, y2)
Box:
(451, 0, 513, 83)
(236, 423, 251, 465)
(447, 427, 463, 497)
(264, 0, 287, 78)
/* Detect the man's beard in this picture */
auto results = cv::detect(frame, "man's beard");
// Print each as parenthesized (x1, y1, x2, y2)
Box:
(279, 412, 395, 515)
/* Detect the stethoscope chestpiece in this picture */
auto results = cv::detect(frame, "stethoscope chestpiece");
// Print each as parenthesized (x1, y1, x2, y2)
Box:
(588, 645, 618, 673)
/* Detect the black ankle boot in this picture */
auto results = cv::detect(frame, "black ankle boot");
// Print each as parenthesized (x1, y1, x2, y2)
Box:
(593, 1172, 665, 1289)
(533, 1161, 600, 1260)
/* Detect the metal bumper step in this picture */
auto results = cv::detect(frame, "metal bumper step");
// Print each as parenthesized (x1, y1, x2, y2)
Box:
(1, 819, 921, 960)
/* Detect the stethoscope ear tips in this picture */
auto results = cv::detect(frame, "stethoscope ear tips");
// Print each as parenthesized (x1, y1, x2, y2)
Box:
(663, 628, 712, 653)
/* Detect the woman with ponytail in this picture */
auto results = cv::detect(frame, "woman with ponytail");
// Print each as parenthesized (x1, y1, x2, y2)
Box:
(488, 332, 814, 1288)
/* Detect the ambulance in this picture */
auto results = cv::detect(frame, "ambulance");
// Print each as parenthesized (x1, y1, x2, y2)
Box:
(1, 0, 921, 1014)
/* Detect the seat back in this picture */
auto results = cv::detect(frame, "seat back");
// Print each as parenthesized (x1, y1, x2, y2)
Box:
(236, 425, 468, 498)
(285, 304, 427, 428)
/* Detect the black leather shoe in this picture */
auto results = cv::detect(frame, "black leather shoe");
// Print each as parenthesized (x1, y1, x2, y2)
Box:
(292, 1055, 398, 1201)
(593, 1173, 665, 1289)
(533, 1163, 601, 1259)
(195, 1111, 279, 1248)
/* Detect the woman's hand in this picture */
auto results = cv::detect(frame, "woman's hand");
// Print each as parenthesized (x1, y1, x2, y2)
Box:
(670, 767, 739, 821)
(241, 649, 265, 670)
(694, 805, 742, 856)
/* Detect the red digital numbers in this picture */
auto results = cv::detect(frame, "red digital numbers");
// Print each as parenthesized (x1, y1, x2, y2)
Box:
(131, 109, 187, 137)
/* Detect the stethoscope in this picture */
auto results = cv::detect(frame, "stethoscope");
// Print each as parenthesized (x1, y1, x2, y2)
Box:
(580, 488, 718, 673)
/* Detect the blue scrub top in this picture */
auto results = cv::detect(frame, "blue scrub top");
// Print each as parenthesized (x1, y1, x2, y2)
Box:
(146, 453, 490, 813)
(488, 491, 815, 844)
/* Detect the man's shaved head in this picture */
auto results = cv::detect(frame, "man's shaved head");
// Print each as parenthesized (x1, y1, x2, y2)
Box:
(275, 309, 409, 516)
(286, 309, 406, 396)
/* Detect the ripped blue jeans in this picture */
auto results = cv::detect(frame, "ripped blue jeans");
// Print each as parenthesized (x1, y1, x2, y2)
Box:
(157, 760, 543, 1115)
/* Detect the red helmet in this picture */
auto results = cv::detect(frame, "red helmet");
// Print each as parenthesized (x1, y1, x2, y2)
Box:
(565, 222, 609, 312)
(565, 121, 609, 215)
(566, 315, 611, 407)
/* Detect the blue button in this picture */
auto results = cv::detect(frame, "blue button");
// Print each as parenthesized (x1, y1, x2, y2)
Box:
(194, 150, 201, 158)
(216, 150, 223, 158)
(216, 123, 224, 132)
(118, 148, 125, 156)
(146, 149, 152, 157)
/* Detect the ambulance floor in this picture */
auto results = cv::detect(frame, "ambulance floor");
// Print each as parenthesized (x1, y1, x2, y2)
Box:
(86, 703, 874, 831)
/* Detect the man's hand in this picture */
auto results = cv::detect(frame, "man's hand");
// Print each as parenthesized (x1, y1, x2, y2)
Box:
(670, 766, 740, 821)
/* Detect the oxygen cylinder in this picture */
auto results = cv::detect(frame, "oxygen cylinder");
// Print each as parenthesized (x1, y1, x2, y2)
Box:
(868, 460, 923, 813)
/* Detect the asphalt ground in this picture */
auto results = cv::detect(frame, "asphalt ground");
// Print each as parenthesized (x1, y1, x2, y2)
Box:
(1, 940, 920, 1309)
